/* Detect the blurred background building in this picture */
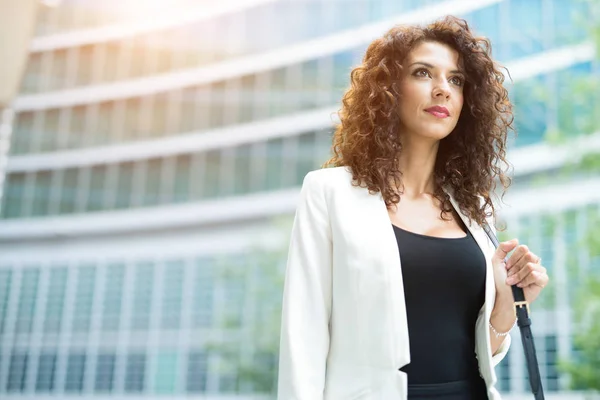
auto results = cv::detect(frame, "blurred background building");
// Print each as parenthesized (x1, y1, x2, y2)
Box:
(0, 0, 599, 399)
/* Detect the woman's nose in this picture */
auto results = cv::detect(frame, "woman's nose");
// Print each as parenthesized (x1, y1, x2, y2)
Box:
(433, 82, 451, 98)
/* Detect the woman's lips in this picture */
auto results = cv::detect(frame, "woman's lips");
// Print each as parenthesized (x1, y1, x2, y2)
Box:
(425, 110, 449, 118)
(424, 105, 450, 118)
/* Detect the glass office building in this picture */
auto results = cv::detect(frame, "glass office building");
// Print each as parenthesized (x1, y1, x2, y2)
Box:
(0, 0, 599, 398)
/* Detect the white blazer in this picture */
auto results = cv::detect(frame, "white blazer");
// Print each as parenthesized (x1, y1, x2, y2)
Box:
(277, 166, 511, 399)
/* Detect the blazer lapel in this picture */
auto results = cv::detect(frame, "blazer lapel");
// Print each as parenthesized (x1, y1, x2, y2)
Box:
(353, 177, 496, 382)
(351, 182, 411, 370)
(446, 188, 497, 384)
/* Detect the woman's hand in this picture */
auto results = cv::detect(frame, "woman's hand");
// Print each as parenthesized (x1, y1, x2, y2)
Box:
(491, 239, 550, 304)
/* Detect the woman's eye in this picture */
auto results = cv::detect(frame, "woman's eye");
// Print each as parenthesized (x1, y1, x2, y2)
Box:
(451, 76, 464, 86)
(415, 69, 429, 77)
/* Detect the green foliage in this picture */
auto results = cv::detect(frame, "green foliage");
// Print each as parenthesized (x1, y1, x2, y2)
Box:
(558, 208, 600, 392)
(578, 152, 600, 173)
(558, 277, 600, 392)
(205, 216, 292, 396)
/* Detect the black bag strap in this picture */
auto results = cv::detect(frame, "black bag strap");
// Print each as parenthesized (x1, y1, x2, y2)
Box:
(482, 221, 545, 400)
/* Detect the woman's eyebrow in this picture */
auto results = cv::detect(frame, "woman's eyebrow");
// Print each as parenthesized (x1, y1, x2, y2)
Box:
(408, 61, 463, 75)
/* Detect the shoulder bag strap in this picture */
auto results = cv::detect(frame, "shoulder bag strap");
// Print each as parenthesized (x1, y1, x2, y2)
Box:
(482, 221, 545, 400)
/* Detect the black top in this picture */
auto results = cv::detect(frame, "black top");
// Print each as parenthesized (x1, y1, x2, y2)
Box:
(393, 223, 486, 384)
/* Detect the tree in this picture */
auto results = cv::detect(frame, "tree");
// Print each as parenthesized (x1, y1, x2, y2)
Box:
(206, 216, 291, 396)
(554, 0, 600, 394)
(558, 210, 600, 394)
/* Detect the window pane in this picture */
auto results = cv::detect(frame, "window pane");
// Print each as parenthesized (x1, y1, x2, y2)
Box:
(20, 53, 42, 94)
(315, 129, 332, 169)
(239, 75, 255, 123)
(76, 45, 94, 86)
(64, 353, 86, 392)
(35, 353, 57, 392)
(125, 353, 146, 392)
(269, 68, 286, 117)
(60, 168, 79, 214)
(15, 268, 40, 334)
(31, 171, 52, 217)
(7, 353, 28, 392)
(2, 173, 26, 218)
(285, 64, 302, 112)
(218, 366, 238, 392)
(204, 150, 220, 199)
(87, 165, 106, 212)
(173, 154, 191, 203)
(94, 353, 115, 392)
(253, 71, 270, 119)
(296, 132, 317, 184)
(115, 162, 134, 209)
(301, 59, 321, 110)
(44, 267, 67, 334)
(131, 262, 154, 331)
(233, 145, 252, 195)
(546, 335, 559, 391)
(11, 112, 35, 154)
(129, 37, 147, 78)
(152, 93, 170, 137)
(219, 148, 234, 197)
(161, 260, 183, 330)
(222, 267, 245, 329)
(196, 85, 211, 131)
(41, 109, 60, 152)
(333, 50, 353, 100)
(144, 158, 163, 206)
(72, 265, 95, 333)
(512, 76, 548, 146)
(193, 258, 214, 328)
(209, 81, 226, 128)
(179, 87, 198, 132)
(0, 269, 12, 335)
(496, 351, 510, 392)
(186, 351, 207, 392)
(253, 351, 277, 392)
(103, 41, 121, 82)
(265, 138, 284, 190)
(123, 97, 142, 141)
(154, 352, 178, 394)
(69, 106, 86, 149)
(102, 264, 124, 331)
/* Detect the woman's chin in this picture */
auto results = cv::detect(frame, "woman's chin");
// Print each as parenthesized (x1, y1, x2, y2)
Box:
(418, 129, 454, 141)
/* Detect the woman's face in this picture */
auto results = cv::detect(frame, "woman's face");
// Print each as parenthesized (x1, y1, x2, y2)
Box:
(397, 41, 465, 143)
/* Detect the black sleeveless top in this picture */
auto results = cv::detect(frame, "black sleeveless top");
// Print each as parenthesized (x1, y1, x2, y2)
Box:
(393, 223, 486, 385)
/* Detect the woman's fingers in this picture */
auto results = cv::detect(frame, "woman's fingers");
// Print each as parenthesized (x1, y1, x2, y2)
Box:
(506, 246, 538, 277)
(506, 261, 536, 285)
(515, 267, 547, 288)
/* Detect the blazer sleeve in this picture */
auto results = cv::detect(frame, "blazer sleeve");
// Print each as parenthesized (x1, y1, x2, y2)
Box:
(485, 208, 512, 366)
(491, 331, 511, 366)
(277, 171, 333, 399)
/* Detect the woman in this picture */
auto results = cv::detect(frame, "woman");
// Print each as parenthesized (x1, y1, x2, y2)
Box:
(277, 16, 549, 400)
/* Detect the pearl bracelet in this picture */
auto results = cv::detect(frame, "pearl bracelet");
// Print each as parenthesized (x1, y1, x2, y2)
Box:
(489, 318, 517, 338)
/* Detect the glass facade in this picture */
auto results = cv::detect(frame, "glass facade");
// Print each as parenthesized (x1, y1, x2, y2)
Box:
(10, 58, 599, 154)
(1, 0, 599, 398)
(0, 257, 236, 394)
(27, 0, 590, 93)
(0, 203, 599, 395)
(2, 129, 332, 218)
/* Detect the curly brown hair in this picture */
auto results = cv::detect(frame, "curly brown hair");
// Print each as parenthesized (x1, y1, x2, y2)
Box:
(323, 15, 514, 227)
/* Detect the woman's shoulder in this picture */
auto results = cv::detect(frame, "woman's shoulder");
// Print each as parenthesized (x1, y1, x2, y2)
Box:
(303, 166, 354, 191)
(305, 166, 351, 180)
